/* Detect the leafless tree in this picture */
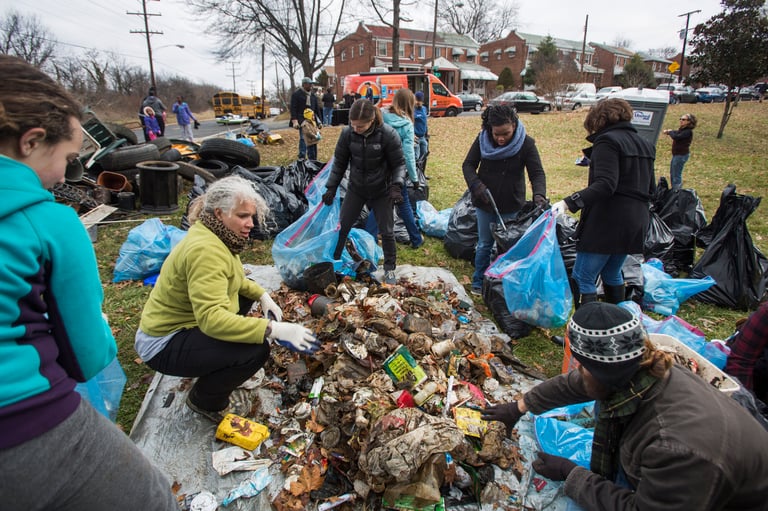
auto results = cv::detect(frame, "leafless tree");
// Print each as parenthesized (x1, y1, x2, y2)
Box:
(0, 10, 56, 69)
(438, 0, 520, 44)
(188, 0, 346, 89)
(371, 0, 414, 71)
(613, 37, 633, 50)
(647, 46, 678, 59)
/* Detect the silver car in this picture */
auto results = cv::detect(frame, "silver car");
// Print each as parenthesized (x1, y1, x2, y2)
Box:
(561, 91, 599, 110)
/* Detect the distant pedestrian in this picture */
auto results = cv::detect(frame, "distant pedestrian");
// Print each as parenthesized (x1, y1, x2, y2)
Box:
(142, 107, 162, 141)
(414, 90, 429, 161)
(290, 77, 322, 160)
(365, 82, 374, 102)
(172, 96, 198, 142)
(322, 87, 335, 126)
(662, 113, 697, 190)
(139, 87, 167, 141)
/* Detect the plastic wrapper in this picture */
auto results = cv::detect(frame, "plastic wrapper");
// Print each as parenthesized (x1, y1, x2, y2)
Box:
(74, 356, 126, 422)
(641, 258, 716, 316)
(534, 402, 595, 469)
(221, 467, 271, 507)
(416, 200, 452, 239)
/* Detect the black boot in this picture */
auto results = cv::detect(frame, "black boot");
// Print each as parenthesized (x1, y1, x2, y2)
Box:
(579, 293, 597, 308)
(603, 284, 626, 304)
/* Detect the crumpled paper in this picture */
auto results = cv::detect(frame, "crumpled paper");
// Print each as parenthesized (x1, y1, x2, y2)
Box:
(211, 446, 272, 476)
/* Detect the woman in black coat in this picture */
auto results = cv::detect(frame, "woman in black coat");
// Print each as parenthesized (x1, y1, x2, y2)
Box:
(551, 98, 655, 306)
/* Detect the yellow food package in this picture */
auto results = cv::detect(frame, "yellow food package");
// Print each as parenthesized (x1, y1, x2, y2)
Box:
(453, 407, 487, 438)
(215, 414, 270, 451)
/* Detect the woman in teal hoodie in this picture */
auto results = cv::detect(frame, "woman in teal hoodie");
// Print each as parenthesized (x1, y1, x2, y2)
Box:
(365, 88, 424, 248)
(0, 55, 177, 511)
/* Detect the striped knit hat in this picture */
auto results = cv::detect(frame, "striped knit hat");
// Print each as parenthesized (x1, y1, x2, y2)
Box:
(568, 302, 646, 389)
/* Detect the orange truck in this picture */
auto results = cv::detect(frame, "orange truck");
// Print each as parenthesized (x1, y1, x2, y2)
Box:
(343, 71, 463, 117)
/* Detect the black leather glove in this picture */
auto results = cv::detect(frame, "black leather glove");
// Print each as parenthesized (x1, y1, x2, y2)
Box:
(389, 184, 403, 204)
(322, 188, 336, 206)
(481, 400, 524, 436)
(470, 181, 490, 205)
(534, 194, 547, 208)
(532, 452, 577, 481)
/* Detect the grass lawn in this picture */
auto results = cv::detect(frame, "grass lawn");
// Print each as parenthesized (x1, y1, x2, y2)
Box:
(96, 101, 768, 431)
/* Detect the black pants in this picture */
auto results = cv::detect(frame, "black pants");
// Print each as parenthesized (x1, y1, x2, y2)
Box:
(145, 298, 270, 411)
(334, 189, 395, 271)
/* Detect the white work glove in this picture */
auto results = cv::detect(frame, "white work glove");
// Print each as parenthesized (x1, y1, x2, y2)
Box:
(551, 200, 567, 216)
(268, 321, 320, 354)
(259, 293, 282, 322)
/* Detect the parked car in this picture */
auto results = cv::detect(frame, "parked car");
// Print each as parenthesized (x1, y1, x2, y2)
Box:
(489, 91, 552, 113)
(561, 91, 599, 110)
(595, 86, 623, 100)
(656, 83, 698, 104)
(695, 87, 725, 103)
(736, 87, 762, 101)
(456, 92, 484, 111)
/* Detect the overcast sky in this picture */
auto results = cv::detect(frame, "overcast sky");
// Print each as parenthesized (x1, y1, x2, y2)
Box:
(13, 0, 723, 96)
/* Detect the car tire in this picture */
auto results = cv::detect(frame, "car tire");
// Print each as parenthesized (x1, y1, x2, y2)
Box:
(175, 160, 217, 184)
(199, 138, 261, 167)
(542, 105, 551, 112)
(104, 122, 138, 146)
(573, 103, 582, 110)
(99, 144, 161, 171)
(444, 107, 459, 117)
(474, 103, 482, 111)
(192, 159, 230, 178)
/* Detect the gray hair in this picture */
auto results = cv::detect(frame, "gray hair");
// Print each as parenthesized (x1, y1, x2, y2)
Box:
(188, 175, 268, 228)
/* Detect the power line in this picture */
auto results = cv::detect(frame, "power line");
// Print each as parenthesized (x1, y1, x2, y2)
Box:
(128, 0, 163, 88)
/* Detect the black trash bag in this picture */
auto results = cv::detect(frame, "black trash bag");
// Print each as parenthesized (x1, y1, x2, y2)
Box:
(696, 183, 737, 249)
(556, 212, 579, 275)
(644, 211, 675, 263)
(652, 177, 707, 275)
(276, 159, 325, 202)
(482, 275, 532, 339)
(180, 174, 209, 231)
(622, 254, 645, 304)
(231, 166, 307, 239)
(491, 201, 545, 254)
(443, 190, 478, 261)
(689, 184, 768, 309)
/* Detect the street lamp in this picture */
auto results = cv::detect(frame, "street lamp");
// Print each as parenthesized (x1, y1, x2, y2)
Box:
(148, 44, 185, 90)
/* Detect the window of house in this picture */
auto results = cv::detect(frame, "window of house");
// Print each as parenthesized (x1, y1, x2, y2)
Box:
(341, 49, 347, 62)
(378, 41, 387, 56)
(359, 44, 364, 56)
(399, 44, 405, 58)
(467, 56, 475, 63)
(418, 46, 425, 58)
(435, 47, 442, 58)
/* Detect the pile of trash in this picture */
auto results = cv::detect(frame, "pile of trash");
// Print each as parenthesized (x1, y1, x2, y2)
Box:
(132, 266, 566, 511)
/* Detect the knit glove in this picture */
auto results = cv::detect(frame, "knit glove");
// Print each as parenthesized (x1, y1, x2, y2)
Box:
(533, 194, 547, 208)
(259, 293, 282, 322)
(470, 181, 490, 205)
(268, 321, 320, 354)
(532, 452, 577, 481)
(322, 188, 336, 206)
(389, 184, 403, 204)
(481, 400, 524, 436)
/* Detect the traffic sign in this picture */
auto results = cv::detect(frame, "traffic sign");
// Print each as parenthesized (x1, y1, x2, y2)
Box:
(668, 61, 680, 73)
(434, 72, 441, 77)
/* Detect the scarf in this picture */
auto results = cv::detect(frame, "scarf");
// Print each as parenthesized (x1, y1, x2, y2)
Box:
(478, 120, 527, 160)
(199, 210, 249, 254)
(590, 368, 659, 480)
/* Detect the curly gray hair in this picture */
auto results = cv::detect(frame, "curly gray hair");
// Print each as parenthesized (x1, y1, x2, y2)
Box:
(188, 175, 267, 229)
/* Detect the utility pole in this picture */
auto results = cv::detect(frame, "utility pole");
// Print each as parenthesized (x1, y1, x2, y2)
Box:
(128, 0, 163, 89)
(261, 43, 266, 117)
(579, 15, 589, 83)
(227, 61, 239, 93)
(431, 0, 438, 73)
(677, 9, 700, 83)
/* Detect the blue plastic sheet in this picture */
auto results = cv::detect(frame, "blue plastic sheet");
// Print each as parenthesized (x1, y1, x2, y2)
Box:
(74, 357, 127, 422)
(641, 258, 716, 316)
(416, 200, 452, 238)
(113, 218, 187, 282)
(485, 210, 572, 328)
(534, 402, 595, 469)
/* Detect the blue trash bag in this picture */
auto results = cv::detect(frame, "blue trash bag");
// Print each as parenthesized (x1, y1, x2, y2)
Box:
(641, 258, 716, 316)
(486, 210, 573, 328)
(416, 200, 452, 238)
(272, 200, 382, 289)
(646, 315, 707, 354)
(74, 357, 127, 422)
(534, 402, 595, 469)
(113, 218, 187, 282)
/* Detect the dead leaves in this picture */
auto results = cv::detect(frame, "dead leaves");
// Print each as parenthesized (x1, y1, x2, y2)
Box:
(289, 464, 324, 496)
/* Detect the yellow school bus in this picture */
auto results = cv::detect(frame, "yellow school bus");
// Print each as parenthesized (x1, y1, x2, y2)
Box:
(212, 92, 270, 119)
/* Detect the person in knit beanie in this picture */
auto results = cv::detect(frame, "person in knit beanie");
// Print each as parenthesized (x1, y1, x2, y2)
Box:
(482, 302, 768, 510)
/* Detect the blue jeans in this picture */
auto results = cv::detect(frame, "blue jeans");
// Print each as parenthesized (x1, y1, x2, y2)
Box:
(323, 107, 333, 127)
(473, 207, 518, 289)
(415, 136, 428, 161)
(298, 127, 307, 159)
(571, 252, 627, 294)
(365, 185, 423, 247)
(669, 153, 689, 189)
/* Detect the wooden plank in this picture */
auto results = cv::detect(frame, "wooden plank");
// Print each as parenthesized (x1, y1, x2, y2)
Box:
(79, 204, 118, 228)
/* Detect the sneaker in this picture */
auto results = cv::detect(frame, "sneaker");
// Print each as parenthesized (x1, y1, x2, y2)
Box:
(384, 270, 397, 285)
(411, 239, 424, 249)
(186, 395, 226, 423)
(470, 286, 482, 297)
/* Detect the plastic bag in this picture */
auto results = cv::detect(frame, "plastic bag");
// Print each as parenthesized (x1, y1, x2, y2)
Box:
(482, 276, 532, 339)
(443, 190, 477, 261)
(643, 211, 674, 262)
(491, 201, 545, 255)
(486, 210, 573, 328)
(113, 218, 187, 282)
(74, 357, 127, 422)
(651, 178, 707, 275)
(641, 258, 716, 316)
(272, 201, 382, 290)
(690, 184, 768, 310)
(534, 402, 595, 469)
(416, 200, 451, 238)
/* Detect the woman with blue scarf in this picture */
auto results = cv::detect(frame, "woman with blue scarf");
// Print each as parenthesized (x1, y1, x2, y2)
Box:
(462, 105, 547, 295)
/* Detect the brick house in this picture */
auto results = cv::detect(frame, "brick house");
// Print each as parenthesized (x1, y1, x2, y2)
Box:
(589, 43, 635, 86)
(332, 22, 497, 97)
(636, 52, 677, 84)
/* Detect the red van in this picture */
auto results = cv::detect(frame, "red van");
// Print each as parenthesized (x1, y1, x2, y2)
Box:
(343, 71, 463, 117)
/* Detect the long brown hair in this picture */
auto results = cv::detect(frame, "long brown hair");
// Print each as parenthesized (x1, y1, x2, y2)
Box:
(0, 55, 82, 146)
(389, 88, 415, 122)
(583, 97, 633, 135)
(349, 98, 383, 128)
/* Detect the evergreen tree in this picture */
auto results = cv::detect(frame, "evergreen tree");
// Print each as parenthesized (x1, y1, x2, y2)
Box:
(497, 67, 515, 91)
(620, 54, 656, 88)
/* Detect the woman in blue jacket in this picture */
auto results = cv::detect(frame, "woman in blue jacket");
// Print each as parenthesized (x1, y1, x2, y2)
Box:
(0, 55, 177, 511)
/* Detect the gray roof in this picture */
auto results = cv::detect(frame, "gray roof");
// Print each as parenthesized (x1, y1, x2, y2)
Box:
(516, 31, 593, 53)
(439, 31, 480, 49)
(589, 42, 635, 57)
